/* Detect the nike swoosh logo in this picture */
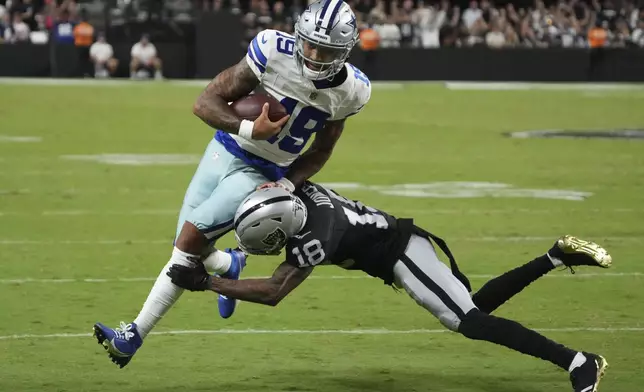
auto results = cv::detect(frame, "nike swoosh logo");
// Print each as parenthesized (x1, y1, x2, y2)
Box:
(109, 338, 129, 357)
(261, 34, 267, 44)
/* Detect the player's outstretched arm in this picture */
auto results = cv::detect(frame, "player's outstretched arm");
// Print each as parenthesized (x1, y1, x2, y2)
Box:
(167, 260, 312, 306)
(193, 57, 259, 133)
(211, 261, 312, 306)
(285, 119, 345, 187)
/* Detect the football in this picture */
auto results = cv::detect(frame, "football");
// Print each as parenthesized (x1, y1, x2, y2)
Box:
(231, 93, 288, 122)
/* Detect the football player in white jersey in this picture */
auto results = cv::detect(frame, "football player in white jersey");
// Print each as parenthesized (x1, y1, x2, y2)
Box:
(92, 0, 371, 368)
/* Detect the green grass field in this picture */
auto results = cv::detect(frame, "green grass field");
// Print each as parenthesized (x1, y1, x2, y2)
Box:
(1, 80, 644, 392)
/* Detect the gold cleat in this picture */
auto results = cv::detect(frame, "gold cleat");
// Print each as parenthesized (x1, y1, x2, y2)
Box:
(550, 235, 612, 268)
(594, 355, 609, 392)
(570, 353, 609, 392)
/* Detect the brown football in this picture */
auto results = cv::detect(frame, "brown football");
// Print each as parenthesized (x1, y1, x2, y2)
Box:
(231, 94, 288, 122)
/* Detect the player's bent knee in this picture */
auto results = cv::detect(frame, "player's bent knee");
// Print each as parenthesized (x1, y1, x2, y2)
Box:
(457, 308, 495, 340)
(406, 290, 460, 331)
(438, 312, 463, 332)
(175, 221, 208, 255)
(471, 291, 498, 315)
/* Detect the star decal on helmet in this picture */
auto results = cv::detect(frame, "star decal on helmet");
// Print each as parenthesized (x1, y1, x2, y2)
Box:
(347, 14, 357, 29)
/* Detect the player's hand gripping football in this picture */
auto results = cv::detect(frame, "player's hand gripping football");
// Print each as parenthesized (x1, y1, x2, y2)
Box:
(252, 103, 290, 140)
(167, 259, 211, 292)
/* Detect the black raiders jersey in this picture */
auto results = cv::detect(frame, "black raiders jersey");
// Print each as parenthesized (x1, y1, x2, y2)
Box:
(284, 182, 415, 284)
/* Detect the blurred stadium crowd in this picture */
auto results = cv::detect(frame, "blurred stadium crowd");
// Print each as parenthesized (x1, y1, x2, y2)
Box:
(0, 0, 642, 48)
(239, 0, 644, 48)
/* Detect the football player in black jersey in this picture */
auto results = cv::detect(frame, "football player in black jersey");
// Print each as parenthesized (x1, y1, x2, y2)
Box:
(167, 183, 611, 392)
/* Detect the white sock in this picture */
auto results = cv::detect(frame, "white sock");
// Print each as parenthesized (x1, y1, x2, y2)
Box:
(568, 352, 587, 372)
(547, 252, 563, 267)
(202, 249, 232, 275)
(133, 247, 196, 339)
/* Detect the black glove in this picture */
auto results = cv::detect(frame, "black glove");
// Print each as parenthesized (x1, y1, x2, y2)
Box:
(166, 261, 212, 292)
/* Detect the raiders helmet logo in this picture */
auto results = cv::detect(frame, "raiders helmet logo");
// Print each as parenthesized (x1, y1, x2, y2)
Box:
(262, 227, 287, 249)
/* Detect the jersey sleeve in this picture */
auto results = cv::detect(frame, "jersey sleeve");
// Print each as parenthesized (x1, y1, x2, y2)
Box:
(332, 63, 372, 120)
(245, 29, 278, 81)
(285, 200, 337, 269)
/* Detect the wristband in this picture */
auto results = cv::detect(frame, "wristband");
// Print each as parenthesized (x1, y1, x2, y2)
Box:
(238, 120, 254, 140)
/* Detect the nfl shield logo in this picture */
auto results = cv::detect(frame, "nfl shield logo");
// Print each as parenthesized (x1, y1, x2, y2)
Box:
(309, 91, 318, 100)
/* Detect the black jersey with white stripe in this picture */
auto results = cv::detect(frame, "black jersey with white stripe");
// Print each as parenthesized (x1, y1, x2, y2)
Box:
(285, 182, 414, 283)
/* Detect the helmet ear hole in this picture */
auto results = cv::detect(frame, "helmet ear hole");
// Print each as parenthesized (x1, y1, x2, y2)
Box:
(251, 222, 261, 228)
(271, 217, 283, 223)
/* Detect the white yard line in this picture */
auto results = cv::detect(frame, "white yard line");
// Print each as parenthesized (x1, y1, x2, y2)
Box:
(0, 189, 181, 195)
(405, 208, 644, 215)
(0, 78, 141, 87)
(3, 78, 643, 91)
(1, 326, 642, 341)
(0, 239, 172, 245)
(2, 208, 643, 217)
(0, 135, 42, 143)
(0, 77, 405, 89)
(1, 236, 642, 245)
(0, 276, 366, 284)
(0, 272, 640, 285)
(0, 210, 178, 216)
(464, 236, 644, 242)
(0, 171, 79, 176)
(444, 82, 644, 91)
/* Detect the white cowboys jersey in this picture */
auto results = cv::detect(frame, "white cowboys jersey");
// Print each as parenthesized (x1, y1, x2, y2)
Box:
(221, 29, 371, 169)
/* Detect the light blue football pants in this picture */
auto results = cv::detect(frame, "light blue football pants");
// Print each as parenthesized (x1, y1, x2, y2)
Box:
(175, 139, 268, 244)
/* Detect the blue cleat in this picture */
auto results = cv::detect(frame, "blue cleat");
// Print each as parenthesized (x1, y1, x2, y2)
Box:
(93, 321, 143, 368)
(217, 248, 247, 319)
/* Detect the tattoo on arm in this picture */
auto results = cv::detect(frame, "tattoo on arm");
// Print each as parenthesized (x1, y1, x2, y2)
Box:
(210, 261, 313, 306)
(286, 119, 345, 187)
(192, 57, 259, 133)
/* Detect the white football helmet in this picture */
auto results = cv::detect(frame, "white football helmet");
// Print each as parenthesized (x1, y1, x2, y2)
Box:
(294, 0, 359, 80)
(234, 187, 308, 255)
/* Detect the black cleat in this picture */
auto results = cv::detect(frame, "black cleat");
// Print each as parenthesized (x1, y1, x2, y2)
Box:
(570, 352, 608, 392)
(548, 235, 612, 269)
